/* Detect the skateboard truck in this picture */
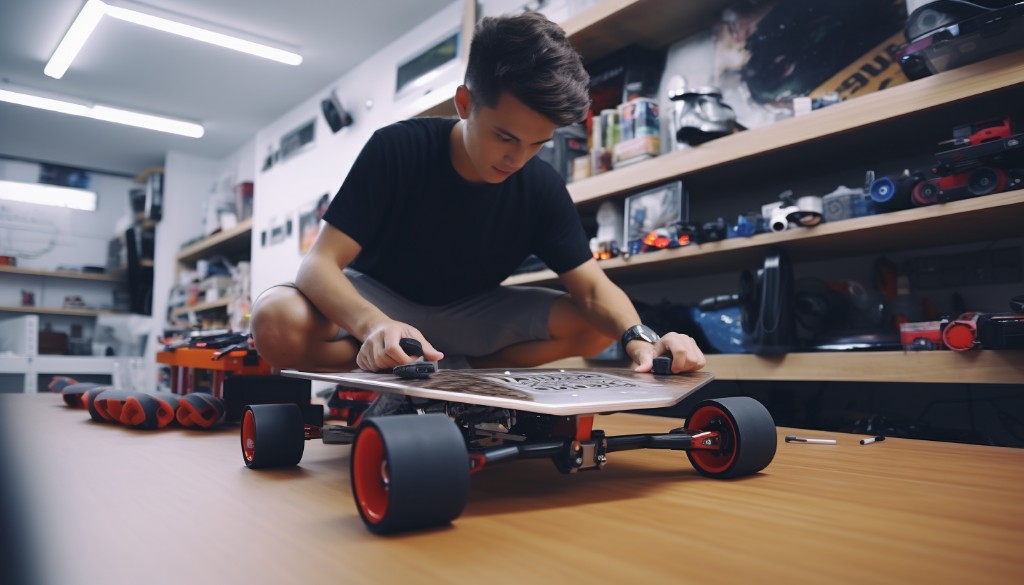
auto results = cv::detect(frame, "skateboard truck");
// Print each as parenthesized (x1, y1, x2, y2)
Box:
(393, 338, 437, 380)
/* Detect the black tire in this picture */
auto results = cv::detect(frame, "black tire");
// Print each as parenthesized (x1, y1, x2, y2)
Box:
(350, 413, 469, 535)
(241, 404, 305, 469)
(685, 397, 777, 479)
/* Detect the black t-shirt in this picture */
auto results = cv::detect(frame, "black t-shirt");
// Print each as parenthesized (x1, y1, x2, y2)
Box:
(322, 117, 592, 306)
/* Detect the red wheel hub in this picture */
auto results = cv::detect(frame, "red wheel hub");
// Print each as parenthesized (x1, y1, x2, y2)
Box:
(353, 426, 388, 524)
(688, 405, 738, 474)
(242, 409, 256, 463)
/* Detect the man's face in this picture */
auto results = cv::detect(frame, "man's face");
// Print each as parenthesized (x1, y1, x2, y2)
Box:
(460, 90, 558, 184)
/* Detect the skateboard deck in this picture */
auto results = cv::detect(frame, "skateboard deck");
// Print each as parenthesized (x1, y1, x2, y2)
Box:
(282, 368, 715, 416)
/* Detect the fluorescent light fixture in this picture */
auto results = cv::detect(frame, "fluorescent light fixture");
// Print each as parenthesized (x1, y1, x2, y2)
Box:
(44, 0, 106, 79)
(0, 180, 97, 211)
(45, 0, 301, 80)
(105, 3, 303, 65)
(0, 87, 204, 138)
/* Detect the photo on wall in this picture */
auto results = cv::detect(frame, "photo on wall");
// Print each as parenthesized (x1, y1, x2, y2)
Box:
(298, 193, 330, 254)
(261, 215, 293, 248)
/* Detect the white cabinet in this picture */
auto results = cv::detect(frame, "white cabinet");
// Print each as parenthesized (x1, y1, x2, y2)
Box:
(0, 314, 121, 393)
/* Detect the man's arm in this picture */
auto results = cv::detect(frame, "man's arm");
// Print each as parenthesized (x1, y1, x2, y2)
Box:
(295, 224, 443, 370)
(558, 259, 706, 373)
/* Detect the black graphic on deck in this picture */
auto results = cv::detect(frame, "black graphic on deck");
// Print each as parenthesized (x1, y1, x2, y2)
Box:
(385, 370, 655, 401)
(488, 371, 648, 393)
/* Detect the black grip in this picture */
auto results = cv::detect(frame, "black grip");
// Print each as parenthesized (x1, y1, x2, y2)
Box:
(399, 338, 424, 358)
(652, 355, 673, 376)
(394, 362, 436, 380)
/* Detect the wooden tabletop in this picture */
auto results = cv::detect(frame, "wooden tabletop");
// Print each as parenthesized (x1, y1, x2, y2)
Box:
(1, 394, 1022, 585)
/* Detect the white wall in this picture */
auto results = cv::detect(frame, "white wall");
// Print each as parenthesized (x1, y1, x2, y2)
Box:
(251, 1, 467, 297)
(147, 150, 221, 374)
(0, 158, 132, 273)
(0, 158, 133, 343)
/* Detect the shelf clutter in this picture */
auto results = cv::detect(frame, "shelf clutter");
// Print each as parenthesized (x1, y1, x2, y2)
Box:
(168, 217, 253, 332)
(491, 0, 1024, 385)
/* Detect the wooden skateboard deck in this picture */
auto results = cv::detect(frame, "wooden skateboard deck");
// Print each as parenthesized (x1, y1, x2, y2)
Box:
(282, 368, 715, 416)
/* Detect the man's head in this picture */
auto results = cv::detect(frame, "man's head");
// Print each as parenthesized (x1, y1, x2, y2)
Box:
(452, 12, 590, 184)
(463, 12, 590, 127)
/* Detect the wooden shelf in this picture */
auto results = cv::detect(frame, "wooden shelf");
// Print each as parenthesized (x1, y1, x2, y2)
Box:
(0, 305, 127, 317)
(133, 166, 163, 184)
(568, 49, 1024, 206)
(169, 297, 233, 319)
(544, 350, 1024, 385)
(415, 96, 457, 118)
(505, 190, 1024, 285)
(0, 265, 123, 282)
(564, 0, 731, 63)
(176, 218, 253, 265)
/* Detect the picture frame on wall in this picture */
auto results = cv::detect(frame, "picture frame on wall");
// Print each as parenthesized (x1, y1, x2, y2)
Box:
(623, 180, 686, 245)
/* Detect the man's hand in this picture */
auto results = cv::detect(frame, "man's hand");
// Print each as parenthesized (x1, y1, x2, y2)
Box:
(629, 332, 706, 373)
(356, 322, 444, 372)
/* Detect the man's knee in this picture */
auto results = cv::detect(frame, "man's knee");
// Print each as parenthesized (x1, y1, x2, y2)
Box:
(250, 288, 315, 368)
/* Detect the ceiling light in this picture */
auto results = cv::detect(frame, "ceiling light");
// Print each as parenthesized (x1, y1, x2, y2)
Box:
(0, 87, 204, 138)
(45, 0, 302, 79)
(0, 180, 98, 211)
(105, 1, 303, 65)
(44, 0, 106, 79)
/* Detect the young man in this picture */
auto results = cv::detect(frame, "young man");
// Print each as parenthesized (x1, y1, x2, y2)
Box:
(251, 12, 705, 375)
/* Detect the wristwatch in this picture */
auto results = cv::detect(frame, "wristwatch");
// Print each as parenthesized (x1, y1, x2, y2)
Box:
(620, 324, 660, 353)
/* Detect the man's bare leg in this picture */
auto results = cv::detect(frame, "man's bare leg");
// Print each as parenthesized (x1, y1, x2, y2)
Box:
(250, 286, 359, 372)
(469, 295, 615, 368)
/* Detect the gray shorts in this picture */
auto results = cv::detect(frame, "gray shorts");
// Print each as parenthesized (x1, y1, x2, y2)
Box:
(263, 268, 565, 359)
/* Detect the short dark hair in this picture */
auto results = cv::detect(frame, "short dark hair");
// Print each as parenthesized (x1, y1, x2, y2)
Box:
(464, 12, 591, 126)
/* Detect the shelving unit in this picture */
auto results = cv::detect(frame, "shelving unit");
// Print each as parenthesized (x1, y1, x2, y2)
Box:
(566, 50, 1024, 206)
(176, 217, 253, 265)
(507, 190, 1024, 285)
(494, 0, 1024, 386)
(170, 218, 252, 326)
(169, 297, 231, 319)
(0, 305, 124, 317)
(0, 265, 128, 317)
(545, 350, 1024, 385)
(0, 266, 123, 284)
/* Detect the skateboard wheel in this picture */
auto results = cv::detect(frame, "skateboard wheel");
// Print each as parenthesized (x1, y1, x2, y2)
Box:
(351, 413, 469, 535)
(685, 397, 777, 479)
(241, 404, 305, 469)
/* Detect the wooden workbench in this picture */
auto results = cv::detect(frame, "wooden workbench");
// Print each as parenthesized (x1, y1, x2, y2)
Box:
(1, 394, 1021, 585)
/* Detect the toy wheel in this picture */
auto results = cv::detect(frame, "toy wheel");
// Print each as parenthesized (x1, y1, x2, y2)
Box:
(968, 167, 1005, 196)
(351, 413, 469, 535)
(686, 397, 776, 479)
(912, 180, 939, 206)
(241, 404, 305, 469)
